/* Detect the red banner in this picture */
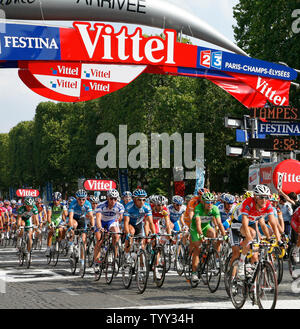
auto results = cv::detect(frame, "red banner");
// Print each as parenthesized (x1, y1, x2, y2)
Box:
(84, 179, 117, 191)
(16, 189, 39, 197)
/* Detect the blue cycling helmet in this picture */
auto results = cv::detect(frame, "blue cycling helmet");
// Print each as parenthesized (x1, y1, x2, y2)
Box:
(172, 195, 184, 205)
(223, 194, 235, 204)
(52, 192, 62, 201)
(132, 189, 147, 198)
(75, 189, 87, 198)
(122, 191, 132, 197)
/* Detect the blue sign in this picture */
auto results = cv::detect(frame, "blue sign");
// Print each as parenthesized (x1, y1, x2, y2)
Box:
(194, 166, 205, 195)
(0, 22, 61, 61)
(258, 121, 300, 136)
(45, 182, 53, 202)
(236, 129, 266, 142)
(197, 46, 297, 81)
(118, 169, 129, 195)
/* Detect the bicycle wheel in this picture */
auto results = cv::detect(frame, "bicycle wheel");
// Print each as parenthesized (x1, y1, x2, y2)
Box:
(288, 245, 300, 280)
(224, 253, 239, 298)
(105, 244, 116, 284)
(269, 247, 283, 285)
(136, 249, 149, 294)
(256, 261, 278, 309)
(153, 247, 166, 288)
(79, 240, 86, 278)
(164, 242, 172, 273)
(87, 239, 95, 268)
(18, 242, 25, 266)
(175, 241, 185, 276)
(206, 249, 221, 293)
(52, 241, 60, 267)
(229, 259, 247, 309)
(70, 247, 78, 275)
(121, 252, 133, 289)
(37, 234, 43, 251)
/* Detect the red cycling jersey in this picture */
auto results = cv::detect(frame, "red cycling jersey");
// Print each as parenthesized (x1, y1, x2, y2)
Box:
(151, 205, 169, 234)
(240, 197, 274, 224)
(291, 207, 300, 233)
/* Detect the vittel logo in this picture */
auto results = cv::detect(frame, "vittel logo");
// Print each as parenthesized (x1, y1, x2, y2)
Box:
(16, 189, 39, 197)
(277, 172, 300, 183)
(256, 77, 287, 105)
(73, 22, 176, 65)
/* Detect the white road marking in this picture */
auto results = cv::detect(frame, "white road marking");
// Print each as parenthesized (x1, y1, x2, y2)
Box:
(115, 299, 300, 309)
(58, 287, 79, 296)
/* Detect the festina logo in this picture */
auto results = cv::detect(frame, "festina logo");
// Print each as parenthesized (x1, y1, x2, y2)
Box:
(73, 22, 176, 65)
(4, 36, 58, 49)
(277, 172, 300, 183)
(256, 77, 287, 105)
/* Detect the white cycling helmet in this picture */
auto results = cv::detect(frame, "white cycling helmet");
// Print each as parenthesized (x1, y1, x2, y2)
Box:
(107, 189, 119, 199)
(253, 185, 271, 196)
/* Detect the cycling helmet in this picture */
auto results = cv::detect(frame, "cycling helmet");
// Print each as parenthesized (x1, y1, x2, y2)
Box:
(4, 200, 10, 206)
(243, 191, 254, 200)
(270, 193, 279, 202)
(172, 195, 184, 205)
(24, 197, 35, 206)
(90, 195, 99, 203)
(223, 194, 235, 204)
(253, 185, 271, 197)
(153, 195, 165, 205)
(52, 192, 62, 201)
(202, 192, 215, 202)
(122, 191, 132, 198)
(149, 195, 157, 203)
(107, 189, 119, 199)
(68, 196, 76, 204)
(75, 189, 87, 198)
(132, 189, 147, 198)
(0, 201, 3, 207)
(11, 199, 17, 205)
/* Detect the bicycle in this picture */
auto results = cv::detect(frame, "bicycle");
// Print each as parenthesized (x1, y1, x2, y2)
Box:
(121, 234, 149, 294)
(46, 224, 66, 267)
(18, 226, 33, 269)
(288, 244, 300, 280)
(94, 230, 121, 284)
(69, 228, 87, 277)
(228, 240, 278, 309)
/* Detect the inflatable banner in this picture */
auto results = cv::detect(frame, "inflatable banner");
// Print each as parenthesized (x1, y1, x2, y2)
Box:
(0, 21, 298, 107)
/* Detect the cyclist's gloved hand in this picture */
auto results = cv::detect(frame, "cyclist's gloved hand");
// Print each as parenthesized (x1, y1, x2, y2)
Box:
(125, 233, 131, 241)
(223, 235, 229, 241)
(278, 240, 285, 248)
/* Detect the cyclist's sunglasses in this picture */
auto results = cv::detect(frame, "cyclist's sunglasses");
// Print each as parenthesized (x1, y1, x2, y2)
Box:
(204, 201, 214, 204)
(137, 198, 146, 202)
(78, 198, 86, 201)
(257, 196, 269, 200)
(109, 197, 118, 201)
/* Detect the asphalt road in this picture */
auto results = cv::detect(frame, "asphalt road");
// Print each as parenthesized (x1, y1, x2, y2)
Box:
(0, 242, 300, 309)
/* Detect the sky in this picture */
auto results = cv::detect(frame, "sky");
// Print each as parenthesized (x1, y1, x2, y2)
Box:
(0, 0, 239, 134)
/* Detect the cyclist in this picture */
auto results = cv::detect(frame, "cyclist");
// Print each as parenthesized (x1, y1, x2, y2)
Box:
(46, 192, 68, 257)
(190, 192, 227, 283)
(291, 206, 300, 263)
(123, 189, 156, 260)
(93, 189, 124, 271)
(16, 197, 39, 255)
(217, 194, 235, 231)
(236, 185, 283, 278)
(68, 189, 95, 266)
(121, 191, 132, 207)
(4, 200, 12, 238)
(167, 195, 187, 232)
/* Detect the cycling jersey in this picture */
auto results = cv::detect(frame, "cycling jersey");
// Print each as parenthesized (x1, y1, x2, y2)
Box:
(48, 202, 67, 226)
(167, 204, 186, 232)
(291, 207, 300, 233)
(183, 196, 201, 227)
(217, 203, 234, 230)
(124, 201, 152, 226)
(95, 201, 124, 222)
(68, 199, 92, 218)
(240, 197, 273, 225)
(17, 205, 38, 229)
(190, 203, 220, 241)
(151, 205, 169, 233)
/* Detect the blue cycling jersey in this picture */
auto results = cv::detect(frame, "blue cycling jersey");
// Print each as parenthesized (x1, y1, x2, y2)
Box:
(68, 199, 92, 218)
(217, 203, 234, 223)
(167, 204, 186, 224)
(124, 200, 152, 226)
